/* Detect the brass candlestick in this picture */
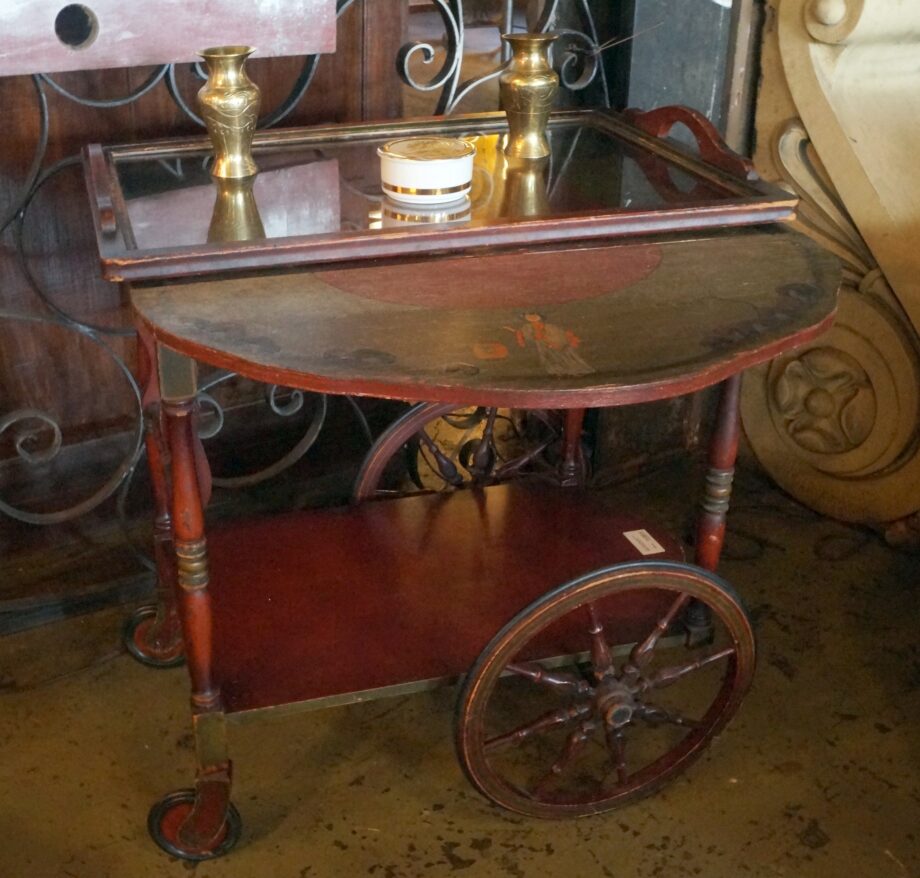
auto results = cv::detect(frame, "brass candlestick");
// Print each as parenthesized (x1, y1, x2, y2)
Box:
(207, 176, 265, 243)
(198, 45, 261, 179)
(499, 33, 559, 159)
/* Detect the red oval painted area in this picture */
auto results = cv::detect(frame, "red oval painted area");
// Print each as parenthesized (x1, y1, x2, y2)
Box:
(314, 244, 663, 310)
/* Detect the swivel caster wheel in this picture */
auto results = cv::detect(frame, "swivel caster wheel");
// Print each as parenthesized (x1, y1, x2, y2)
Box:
(456, 560, 756, 817)
(123, 605, 185, 669)
(147, 789, 242, 860)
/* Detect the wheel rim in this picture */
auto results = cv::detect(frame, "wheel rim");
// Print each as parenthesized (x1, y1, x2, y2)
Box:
(353, 402, 571, 501)
(456, 561, 756, 818)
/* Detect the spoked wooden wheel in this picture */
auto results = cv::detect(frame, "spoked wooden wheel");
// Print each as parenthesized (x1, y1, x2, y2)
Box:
(456, 561, 755, 818)
(354, 401, 583, 501)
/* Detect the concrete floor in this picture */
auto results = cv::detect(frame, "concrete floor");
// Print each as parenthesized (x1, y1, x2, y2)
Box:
(1, 464, 918, 878)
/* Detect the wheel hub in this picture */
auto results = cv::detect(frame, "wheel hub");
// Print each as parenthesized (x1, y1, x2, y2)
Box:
(604, 702, 633, 728)
(595, 679, 637, 729)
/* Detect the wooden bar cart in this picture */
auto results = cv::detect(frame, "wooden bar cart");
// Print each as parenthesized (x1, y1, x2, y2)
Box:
(84, 108, 840, 859)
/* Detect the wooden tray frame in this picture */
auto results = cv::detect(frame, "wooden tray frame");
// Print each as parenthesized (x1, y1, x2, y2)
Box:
(84, 108, 797, 283)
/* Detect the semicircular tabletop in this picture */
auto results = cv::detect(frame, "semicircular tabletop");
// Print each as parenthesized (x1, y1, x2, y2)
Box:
(132, 225, 840, 408)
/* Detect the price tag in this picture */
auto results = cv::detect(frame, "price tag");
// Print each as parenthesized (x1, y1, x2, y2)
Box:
(623, 529, 666, 556)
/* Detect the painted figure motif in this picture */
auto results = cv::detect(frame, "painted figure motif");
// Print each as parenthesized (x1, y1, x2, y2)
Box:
(505, 313, 594, 377)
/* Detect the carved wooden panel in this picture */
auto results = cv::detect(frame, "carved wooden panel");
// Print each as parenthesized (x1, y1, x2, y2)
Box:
(744, 0, 920, 537)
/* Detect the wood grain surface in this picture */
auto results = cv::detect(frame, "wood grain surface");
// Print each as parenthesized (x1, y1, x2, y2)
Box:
(132, 226, 840, 408)
(207, 481, 684, 715)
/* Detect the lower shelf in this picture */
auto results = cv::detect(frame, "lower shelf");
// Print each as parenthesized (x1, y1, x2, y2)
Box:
(208, 482, 684, 716)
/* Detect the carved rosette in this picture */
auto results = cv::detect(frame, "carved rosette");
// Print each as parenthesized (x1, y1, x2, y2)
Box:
(770, 346, 874, 455)
(743, 283, 920, 523)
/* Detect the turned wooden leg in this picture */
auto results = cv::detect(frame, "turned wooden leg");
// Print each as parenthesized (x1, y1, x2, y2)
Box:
(123, 409, 184, 667)
(558, 408, 587, 487)
(687, 375, 742, 644)
(695, 374, 742, 571)
(147, 348, 238, 861)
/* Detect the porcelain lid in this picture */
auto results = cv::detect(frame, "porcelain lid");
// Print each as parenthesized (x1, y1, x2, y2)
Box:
(378, 137, 476, 161)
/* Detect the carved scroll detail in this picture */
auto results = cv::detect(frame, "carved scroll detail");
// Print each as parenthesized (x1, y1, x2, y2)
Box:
(772, 120, 873, 277)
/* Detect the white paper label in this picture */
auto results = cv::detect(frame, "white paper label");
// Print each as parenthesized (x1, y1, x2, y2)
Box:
(623, 529, 666, 556)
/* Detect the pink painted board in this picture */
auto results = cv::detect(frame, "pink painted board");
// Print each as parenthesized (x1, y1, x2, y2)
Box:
(0, 0, 336, 76)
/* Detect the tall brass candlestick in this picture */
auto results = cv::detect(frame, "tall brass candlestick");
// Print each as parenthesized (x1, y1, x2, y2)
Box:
(198, 45, 261, 179)
(499, 33, 559, 159)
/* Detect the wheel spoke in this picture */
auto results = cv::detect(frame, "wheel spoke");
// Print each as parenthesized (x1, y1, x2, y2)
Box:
(418, 432, 464, 486)
(605, 727, 628, 785)
(493, 439, 552, 480)
(485, 702, 591, 754)
(506, 662, 594, 696)
(531, 720, 595, 796)
(636, 703, 702, 729)
(469, 407, 498, 478)
(586, 602, 615, 680)
(646, 646, 735, 690)
(628, 593, 691, 670)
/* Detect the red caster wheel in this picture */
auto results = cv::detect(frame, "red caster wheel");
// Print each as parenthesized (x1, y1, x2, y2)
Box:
(147, 789, 241, 860)
(456, 560, 756, 818)
(123, 604, 184, 668)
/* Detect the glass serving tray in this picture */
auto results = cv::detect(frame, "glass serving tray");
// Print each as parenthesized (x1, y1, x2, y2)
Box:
(83, 108, 796, 283)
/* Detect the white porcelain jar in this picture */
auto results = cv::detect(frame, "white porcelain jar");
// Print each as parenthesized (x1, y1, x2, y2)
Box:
(377, 137, 476, 205)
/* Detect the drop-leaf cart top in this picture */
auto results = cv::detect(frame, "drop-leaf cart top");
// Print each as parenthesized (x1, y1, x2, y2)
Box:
(83, 107, 840, 860)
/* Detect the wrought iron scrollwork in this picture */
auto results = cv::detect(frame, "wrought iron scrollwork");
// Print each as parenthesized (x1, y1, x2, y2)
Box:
(194, 373, 329, 489)
(0, 311, 144, 526)
(396, 0, 609, 114)
(0, 75, 48, 235)
(39, 66, 170, 109)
